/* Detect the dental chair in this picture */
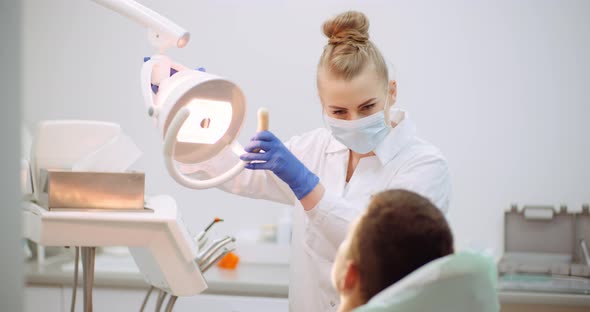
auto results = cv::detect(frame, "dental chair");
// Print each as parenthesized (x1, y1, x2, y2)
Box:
(354, 252, 500, 312)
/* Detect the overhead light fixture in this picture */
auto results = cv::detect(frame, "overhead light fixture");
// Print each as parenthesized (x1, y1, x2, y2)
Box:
(93, 0, 248, 189)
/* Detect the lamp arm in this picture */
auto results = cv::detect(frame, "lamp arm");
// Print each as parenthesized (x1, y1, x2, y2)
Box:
(91, 0, 190, 51)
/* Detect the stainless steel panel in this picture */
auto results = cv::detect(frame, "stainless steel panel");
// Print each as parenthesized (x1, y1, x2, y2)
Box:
(40, 169, 145, 210)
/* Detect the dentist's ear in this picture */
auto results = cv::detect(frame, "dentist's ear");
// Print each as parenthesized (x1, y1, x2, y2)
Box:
(385, 80, 397, 125)
(388, 80, 397, 106)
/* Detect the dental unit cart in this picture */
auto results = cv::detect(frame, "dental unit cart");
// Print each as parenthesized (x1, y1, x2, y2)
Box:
(498, 204, 590, 295)
(23, 120, 236, 312)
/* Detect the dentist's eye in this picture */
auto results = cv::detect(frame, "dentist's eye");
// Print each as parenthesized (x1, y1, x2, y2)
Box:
(333, 110, 346, 115)
(361, 104, 375, 111)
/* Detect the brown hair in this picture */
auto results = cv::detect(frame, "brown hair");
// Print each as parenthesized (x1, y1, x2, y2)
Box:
(349, 189, 454, 302)
(319, 11, 388, 84)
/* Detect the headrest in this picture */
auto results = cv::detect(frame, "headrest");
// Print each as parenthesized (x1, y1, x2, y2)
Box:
(354, 252, 500, 312)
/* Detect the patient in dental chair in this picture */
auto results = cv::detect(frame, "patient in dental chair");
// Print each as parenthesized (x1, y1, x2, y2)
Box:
(331, 189, 499, 312)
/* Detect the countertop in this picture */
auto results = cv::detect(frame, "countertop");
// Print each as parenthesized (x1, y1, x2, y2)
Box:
(25, 252, 590, 306)
(25, 252, 289, 298)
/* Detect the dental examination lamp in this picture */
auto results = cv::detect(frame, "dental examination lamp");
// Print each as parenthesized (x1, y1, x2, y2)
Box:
(93, 0, 251, 189)
(24, 1, 255, 311)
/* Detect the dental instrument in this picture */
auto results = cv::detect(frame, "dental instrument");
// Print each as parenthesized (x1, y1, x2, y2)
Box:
(197, 236, 236, 267)
(251, 108, 269, 154)
(71, 247, 79, 312)
(258, 107, 269, 132)
(139, 286, 154, 312)
(195, 217, 224, 250)
(201, 248, 236, 273)
(164, 295, 178, 312)
(155, 289, 168, 312)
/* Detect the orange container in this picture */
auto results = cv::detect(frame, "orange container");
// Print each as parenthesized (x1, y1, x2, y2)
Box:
(217, 251, 240, 270)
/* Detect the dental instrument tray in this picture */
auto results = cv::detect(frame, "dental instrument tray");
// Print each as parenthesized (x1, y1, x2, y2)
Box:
(36, 169, 145, 211)
(498, 204, 590, 294)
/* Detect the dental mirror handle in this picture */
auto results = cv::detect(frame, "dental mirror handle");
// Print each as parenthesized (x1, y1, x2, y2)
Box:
(257, 107, 269, 132)
(252, 107, 269, 153)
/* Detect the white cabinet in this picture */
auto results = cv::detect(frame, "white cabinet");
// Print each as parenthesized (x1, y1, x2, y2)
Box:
(175, 294, 288, 312)
(502, 304, 590, 312)
(62, 287, 149, 312)
(27, 286, 288, 312)
(25, 286, 63, 312)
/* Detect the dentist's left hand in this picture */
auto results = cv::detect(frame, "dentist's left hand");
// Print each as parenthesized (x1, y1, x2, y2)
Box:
(240, 131, 319, 200)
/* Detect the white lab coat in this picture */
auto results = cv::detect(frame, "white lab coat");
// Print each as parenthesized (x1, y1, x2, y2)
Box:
(180, 109, 451, 312)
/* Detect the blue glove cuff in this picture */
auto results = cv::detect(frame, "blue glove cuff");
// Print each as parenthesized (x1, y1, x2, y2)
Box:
(291, 170, 320, 200)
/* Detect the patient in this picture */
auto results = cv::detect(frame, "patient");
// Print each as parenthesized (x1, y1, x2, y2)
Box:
(331, 189, 499, 312)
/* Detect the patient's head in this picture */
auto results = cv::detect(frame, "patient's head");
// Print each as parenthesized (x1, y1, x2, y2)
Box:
(331, 189, 454, 311)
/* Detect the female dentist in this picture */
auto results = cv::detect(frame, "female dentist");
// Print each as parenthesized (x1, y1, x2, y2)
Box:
(186, 11, 451, 312)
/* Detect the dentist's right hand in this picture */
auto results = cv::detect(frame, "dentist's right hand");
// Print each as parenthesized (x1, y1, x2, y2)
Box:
(240, 131, 320, 201)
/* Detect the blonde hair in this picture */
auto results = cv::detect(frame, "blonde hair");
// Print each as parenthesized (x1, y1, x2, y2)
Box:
(319, 11, 388, 85)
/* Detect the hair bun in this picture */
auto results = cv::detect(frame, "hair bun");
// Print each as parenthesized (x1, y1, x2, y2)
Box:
(323, 11, 369, 46)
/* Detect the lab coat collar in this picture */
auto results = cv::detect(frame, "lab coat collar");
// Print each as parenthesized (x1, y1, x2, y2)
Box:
(325, 108, 416, 165)
(324, 135, 348, 154)
(374, 109, 416, 165)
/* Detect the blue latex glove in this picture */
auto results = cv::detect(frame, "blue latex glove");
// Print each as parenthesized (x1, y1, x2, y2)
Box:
(240, 131, 319, 200)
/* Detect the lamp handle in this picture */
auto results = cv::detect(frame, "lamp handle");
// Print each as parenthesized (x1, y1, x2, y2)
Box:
(140, 57, 158, 113)
(163, 107, 246, 189)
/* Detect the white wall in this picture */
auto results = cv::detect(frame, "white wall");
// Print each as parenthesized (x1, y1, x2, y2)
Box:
(22, 0, 590, 256)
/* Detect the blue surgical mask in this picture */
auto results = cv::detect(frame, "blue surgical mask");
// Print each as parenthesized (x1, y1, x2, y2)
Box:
(325, 110, 391, 154)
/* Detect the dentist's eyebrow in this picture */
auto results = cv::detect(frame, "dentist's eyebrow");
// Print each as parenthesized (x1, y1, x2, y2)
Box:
(328, 98, 377, 109)
(357, 98, 377, 108)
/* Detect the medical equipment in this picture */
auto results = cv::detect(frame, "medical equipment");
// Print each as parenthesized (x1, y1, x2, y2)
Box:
(250, 108, 269, 154)
(24, 123, 239, 310)
(29, 120, 142, 203)
(24, 195, 208, 301)
(37, 169, 145, 211)
(257, 108, 269, 131)
(195, 217, 224, 249)
(498, 204, 590, 294)
(25, 120, 144, 270)
(136, 217, 235, 312)
(91, 0, 250, 190)
(25, 183, 236, 311)
(197, 236, 236, 271)
(92, 0, 189, 51)
(24, 122, 237, 304)
(25, 0, 259, 310)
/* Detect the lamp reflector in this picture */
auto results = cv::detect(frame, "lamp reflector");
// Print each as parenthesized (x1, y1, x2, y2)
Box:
(177, 99, 232, 144)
